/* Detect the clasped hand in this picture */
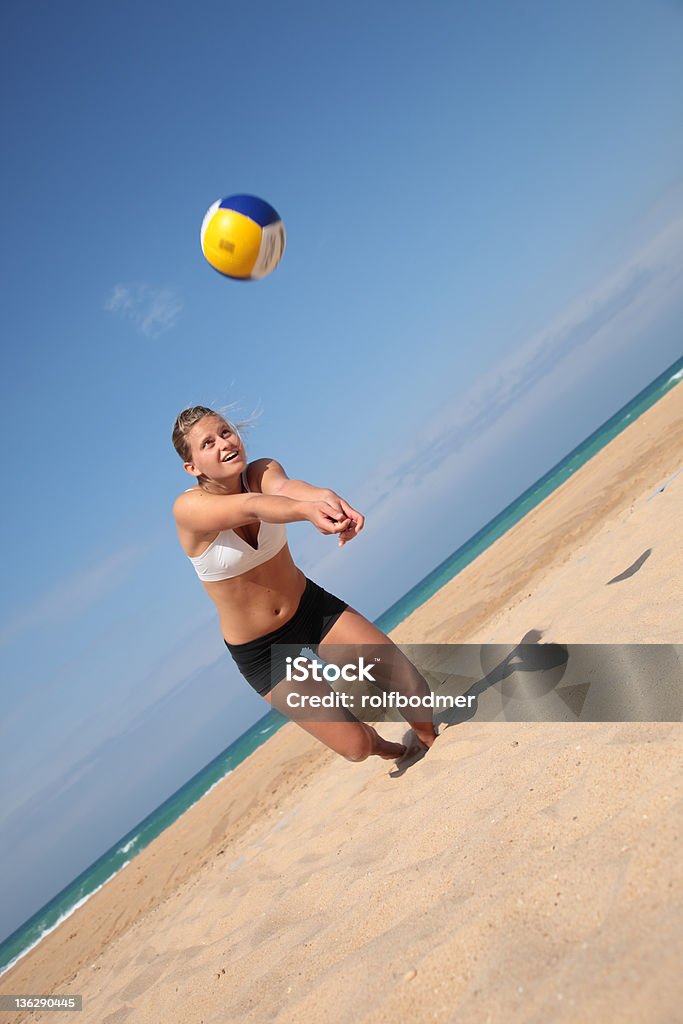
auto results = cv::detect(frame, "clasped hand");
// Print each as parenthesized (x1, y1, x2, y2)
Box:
(306, 490, 365, 547)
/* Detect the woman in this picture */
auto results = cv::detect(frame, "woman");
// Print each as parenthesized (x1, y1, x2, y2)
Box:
(172, 405, 437, 763)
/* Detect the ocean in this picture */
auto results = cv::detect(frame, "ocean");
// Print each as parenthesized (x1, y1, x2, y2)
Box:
(1, 354, 681, 977)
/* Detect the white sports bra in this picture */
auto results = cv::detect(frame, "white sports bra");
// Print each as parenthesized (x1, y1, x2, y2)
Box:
(186, 469, 287, 582)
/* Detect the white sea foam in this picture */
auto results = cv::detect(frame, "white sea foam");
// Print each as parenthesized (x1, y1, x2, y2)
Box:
(0, 862, 131, 978)
(185, 770, 234, 813)
(1, 763, 241, 977)
(118, 834, 140, 855)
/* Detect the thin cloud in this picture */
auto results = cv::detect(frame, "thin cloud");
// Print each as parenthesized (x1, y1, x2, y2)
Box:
(105, 283, 182, 337)
(0, 544, 149, 647)
(299, 197, 683, 584)
(365, 207, 683, 512)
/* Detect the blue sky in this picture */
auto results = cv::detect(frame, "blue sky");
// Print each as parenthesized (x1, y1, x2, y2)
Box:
(1, 0, 683, 941)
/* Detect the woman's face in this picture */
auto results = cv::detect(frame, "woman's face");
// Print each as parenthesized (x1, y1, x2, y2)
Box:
(185, 415, 245, 483)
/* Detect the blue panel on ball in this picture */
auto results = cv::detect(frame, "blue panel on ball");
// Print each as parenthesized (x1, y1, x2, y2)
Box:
(210, 265, 254, 282)
(219, 194, 281, 227)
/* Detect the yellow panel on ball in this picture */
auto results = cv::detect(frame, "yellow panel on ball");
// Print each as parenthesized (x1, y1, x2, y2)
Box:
(202, 208, 263, 278)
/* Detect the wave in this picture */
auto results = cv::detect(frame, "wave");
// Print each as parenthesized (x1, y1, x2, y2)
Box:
(118, 834, 140, 855)
(0, 861, 131, 978)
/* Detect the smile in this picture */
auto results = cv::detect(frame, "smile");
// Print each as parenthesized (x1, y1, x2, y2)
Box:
(222, 451, 239, 463)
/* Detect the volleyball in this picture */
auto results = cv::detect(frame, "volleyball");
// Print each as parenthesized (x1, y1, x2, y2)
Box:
(200, 194, 286, 280)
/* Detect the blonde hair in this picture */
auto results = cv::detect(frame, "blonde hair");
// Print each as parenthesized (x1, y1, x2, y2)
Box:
(171, 404, 255, 487)
(172, 405, 223, 463)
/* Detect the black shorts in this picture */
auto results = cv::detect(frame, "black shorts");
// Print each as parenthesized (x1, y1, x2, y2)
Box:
(224, 577, 349, 697)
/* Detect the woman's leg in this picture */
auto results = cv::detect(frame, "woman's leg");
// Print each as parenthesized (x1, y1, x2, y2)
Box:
(317, 607, 438, 748)
(261, 686, 407, 763)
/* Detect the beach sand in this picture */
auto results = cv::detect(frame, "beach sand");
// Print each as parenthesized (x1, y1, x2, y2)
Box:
(3, 384, 682, 1024)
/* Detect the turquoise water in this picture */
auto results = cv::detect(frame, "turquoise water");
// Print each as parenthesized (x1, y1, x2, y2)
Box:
(1, 354, 681, 976)
(0, 712, 288, 976)
(376, 354, 682, 633)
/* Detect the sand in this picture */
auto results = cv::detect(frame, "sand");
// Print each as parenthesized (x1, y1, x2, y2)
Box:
(2, 383, 682, 1024)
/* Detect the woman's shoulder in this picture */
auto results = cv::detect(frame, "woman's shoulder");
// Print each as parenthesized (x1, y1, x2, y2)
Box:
(246, 457, 289, 494)
(173, 485, 201, 506)
(172, 485, 227, 526)
(244, 458, 265, 492)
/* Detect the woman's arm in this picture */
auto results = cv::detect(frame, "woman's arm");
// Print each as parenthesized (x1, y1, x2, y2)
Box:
(255, 458, 328, 501)
(173, 489, 351, 537)
(255, 459, 365, 546)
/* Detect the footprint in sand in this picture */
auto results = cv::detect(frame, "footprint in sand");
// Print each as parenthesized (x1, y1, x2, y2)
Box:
(115, 959, 169, 1002)
(102, 1007, 133, 1024)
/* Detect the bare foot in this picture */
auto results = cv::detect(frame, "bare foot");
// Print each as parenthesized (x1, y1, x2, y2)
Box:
(367, 727, 407, 761)
(401, 732, 429, 760)
(390, 733, 431, 774)
(380, 742, 408, 761)
(410, 722, 438, 750)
